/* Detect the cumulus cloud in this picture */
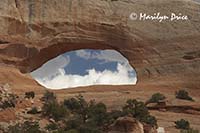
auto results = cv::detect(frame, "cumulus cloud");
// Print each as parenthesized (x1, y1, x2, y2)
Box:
(33, 63, 136, 89)
(75, 50, 92, 60)
(31, 50, 137, 89)
(31, 55, 70, 79)
(76, 50, 128, 64)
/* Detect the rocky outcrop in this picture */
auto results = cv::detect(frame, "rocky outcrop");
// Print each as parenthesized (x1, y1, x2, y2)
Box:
(0, 0, 200, 89)
(109, 117, 144, 133)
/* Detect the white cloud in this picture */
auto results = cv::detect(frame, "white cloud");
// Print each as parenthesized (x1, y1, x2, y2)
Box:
(31, 55, 70, 79)
(75, 50, 92, 59)
(76, 50, 128, 64)
(33, 63, 137, 89)
(93, 50, 128, 63)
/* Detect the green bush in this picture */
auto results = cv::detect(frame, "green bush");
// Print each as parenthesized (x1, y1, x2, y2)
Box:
(123, 99, 149, 119)
(180, 129, 199, 133)
(65, 116, 83, 130)
(142, 115, 157, 127)
(79, 124, 102, 133)
(42, 91, 67, 121)
(8, 121, 42, 133)
(146, 93, 166, 104)
(42, 93, 158, 132)
(123, 99, 157, 127)
(63, 95, 109, 132)
(64, 95, 108, 126)
(64, 95, 88, 122)
(65, 129, 79, 133)
(65, 116, 101, 133)
(64, 97, 84, 112)
(0, 93, 17, 109)
(52, 129, 66, 133)
(45, 123, 58, 131)
(41, 91, 56, 102)
(42, 100, 68, 121)
(176, 90, 194, 101)
(107, 110, 125, 124)
(27, 107, 39, 114)
(64, 95, 87, 111)
(25, 91, 35, 99)
(0, 100, 15, 109)
(87, 102, 107, 126)
(175, 119, 190, 130)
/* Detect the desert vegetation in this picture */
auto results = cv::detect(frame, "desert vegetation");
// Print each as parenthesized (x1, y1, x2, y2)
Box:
(5, 91, 158, 133)
(0, 89, 17, 110)
(25, 91, 35, 99)
(146, 93, 166, 105)
(1, 90, 198, 133)
(175, 119, 199, 133)
(42, 92, 157, 132)
(176, 90, 194, 101)
(175, 119, 190, 130)
(8, 121, 42, 133)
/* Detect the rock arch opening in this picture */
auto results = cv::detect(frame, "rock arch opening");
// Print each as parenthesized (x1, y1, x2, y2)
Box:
(31, 49, 137, 89)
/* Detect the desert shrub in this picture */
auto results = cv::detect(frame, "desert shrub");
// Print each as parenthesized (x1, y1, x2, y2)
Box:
(41, 91, 56, 102)
(0, 100, 15, 109)
(27, 107, 39, 114)
(106, 110, 125, 124)
(48, 95, 157, 132)
(146, 93, 166, 104)
(8, 121, 42, 133)
(123, 99, 149, 119)
(64, 97, 83, 112)
(64, 95, 88, 122)
(64, 95, 109, 125)
(25, 91, 35, 99)
(65, 115, 83, 130)
(0, 93, 17, 109)
(180, 129, 199, 133)
(45, 123, 58, 131)
(64, 95, 88, 111)
(52, 129, 66, 133)
(63, 95, 109, 132)
(176, 90, 194, 101)
(175, 119, 190, 130)
(42, 100, 68, 121)
(141, 115, 157, 127)
(123, 99, 157, 127)
(42, 91, 68, 121)
(65, 116, 101, 133)
(65, 129, 79, 133)
(87, 102, 107, 126)
(79, 124, 102, 133)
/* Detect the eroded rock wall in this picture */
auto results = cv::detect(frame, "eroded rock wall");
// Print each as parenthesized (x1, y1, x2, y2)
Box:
(0, 0, 200, 88)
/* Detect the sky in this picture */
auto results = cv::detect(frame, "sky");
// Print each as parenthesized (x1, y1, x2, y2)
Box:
(31, 49, 137, 89)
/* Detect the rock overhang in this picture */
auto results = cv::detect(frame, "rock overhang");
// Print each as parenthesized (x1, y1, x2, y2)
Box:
(0, 0, 199, 88)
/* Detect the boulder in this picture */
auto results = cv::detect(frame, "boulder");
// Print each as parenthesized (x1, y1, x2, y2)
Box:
(109, 117, 144, 133)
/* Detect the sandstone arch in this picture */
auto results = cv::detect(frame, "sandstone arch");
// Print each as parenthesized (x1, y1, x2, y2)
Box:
(0, 0, 200, 89)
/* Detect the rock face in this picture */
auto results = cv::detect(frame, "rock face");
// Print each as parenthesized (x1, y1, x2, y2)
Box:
(0, 0, 200, 89)
(109, 117, 144, 133)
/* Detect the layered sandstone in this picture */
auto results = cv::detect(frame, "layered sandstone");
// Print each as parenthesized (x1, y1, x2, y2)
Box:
(0, 0, 200, 89)
(0, 1, 200, 132)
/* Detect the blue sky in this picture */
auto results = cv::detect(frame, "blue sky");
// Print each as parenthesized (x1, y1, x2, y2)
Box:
(31, 49, 137, 89)
(63, 50, 118, 76)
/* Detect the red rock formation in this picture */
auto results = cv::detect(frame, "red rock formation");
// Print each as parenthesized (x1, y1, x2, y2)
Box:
(0, 1, 200, 132)
(109, 117, 144, 133)
(0, 0, 200, 89)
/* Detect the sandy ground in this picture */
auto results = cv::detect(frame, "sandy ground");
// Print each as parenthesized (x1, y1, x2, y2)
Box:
(0, 67, 200, 132)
